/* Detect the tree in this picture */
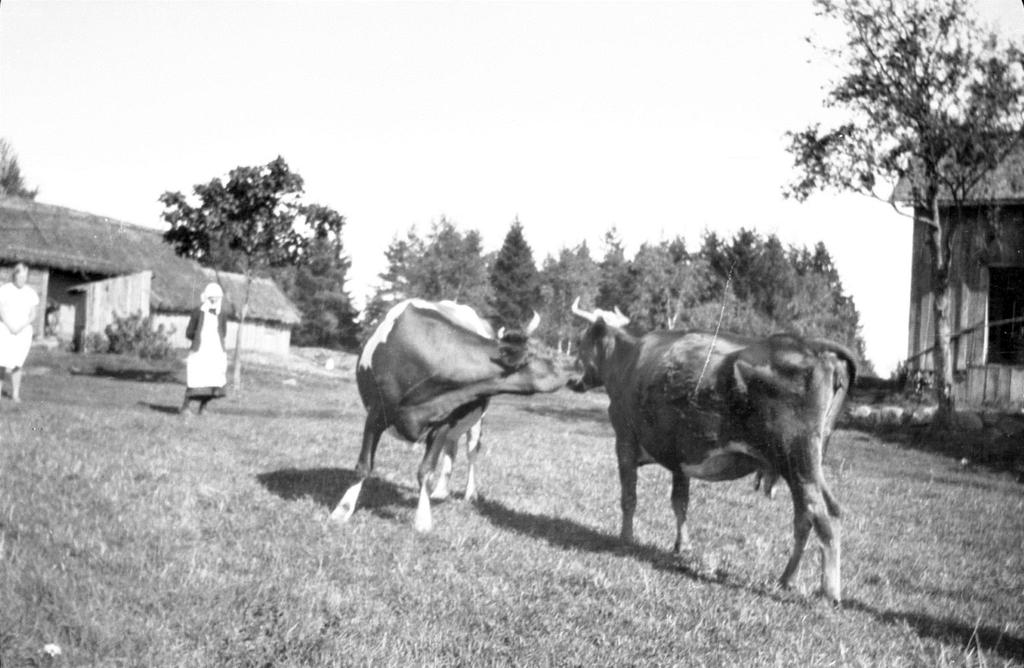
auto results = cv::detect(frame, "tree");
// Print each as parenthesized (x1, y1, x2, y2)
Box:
(160, 156, 350, 388)
(596, 226, 633, 312)
(0, 139, 38, 200)
(363, 217, 491, 331)
(273, 207, 360, 350)
(489, 218, 539, 326)
(786, 0, 1024, 421)
(538, 242, 600, 352)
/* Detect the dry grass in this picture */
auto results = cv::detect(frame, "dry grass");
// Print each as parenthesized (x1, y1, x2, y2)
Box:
(1, 351, 1022, 666)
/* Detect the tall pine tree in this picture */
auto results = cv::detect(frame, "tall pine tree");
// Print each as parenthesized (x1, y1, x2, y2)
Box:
(596, 226, 633, 312)
(489, 218, 539, 326)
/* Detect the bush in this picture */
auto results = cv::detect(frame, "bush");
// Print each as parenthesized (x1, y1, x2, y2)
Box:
(103, 312, 177, 360)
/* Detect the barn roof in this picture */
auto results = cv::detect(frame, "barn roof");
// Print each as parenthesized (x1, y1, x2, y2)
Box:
(0, 197, 300, 324)
(893, 144, 1024, 205)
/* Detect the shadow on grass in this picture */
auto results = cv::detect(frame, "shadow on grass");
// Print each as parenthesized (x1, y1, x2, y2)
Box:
(477, 495, 1024, 660)
(844, 422, 1024, 482)
(843, 599, 1024, 663)
(473, 496, 791, 602)
(256, 467, 413, 518)
(74, 365, 181, 384)
(214, 406, 340, 420)
(142, 402, 183, 415)
(519, 403, 609, 425)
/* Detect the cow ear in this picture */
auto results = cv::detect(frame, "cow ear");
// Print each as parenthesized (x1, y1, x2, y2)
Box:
(734, 359, 792, 396)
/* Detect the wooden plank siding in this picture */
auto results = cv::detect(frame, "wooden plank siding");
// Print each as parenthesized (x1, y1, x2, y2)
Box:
(77, 271, 151, 338)
(907, 205, 1024, 409)
(953, 367, 1024, 410)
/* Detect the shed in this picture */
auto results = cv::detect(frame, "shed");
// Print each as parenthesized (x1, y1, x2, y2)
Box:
(0, 198, 301, 356)
(897, 149, 1024, 410)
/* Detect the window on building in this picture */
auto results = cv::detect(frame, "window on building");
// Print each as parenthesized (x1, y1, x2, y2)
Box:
(987, 266, 1024, 365)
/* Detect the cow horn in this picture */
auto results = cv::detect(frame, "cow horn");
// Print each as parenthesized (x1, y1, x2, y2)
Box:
(613, 306, 630, 323)
(571, 296, 597, 323)
(524, 311, 541, 336)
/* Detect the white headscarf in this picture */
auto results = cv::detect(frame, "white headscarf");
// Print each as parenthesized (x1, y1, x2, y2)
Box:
(200, 283, 224, 313)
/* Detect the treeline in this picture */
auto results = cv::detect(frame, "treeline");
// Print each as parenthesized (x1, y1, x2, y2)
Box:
(361, 218, 870, 370)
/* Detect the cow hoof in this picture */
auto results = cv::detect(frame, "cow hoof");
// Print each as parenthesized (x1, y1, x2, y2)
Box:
(429, 488, 451, 501)
(414, 515, 433, 532)
(330, 502, 354, 523)
(331, 481, 364, 522)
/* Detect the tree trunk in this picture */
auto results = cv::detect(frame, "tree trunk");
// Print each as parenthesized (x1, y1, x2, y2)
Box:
(232, 269, 253, 391)
(926, 195, 956, 426)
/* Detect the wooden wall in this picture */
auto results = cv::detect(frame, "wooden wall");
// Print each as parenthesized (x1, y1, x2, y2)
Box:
(953, 366, 1024, 410)
(77, 271, 151, 340)
(907, 204, 1024, 409)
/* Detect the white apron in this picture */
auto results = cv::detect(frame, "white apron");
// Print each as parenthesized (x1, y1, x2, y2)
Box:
(186, 310, 227, 389)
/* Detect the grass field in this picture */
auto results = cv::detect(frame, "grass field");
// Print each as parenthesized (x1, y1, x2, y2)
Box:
(1, 350, 1022, 667)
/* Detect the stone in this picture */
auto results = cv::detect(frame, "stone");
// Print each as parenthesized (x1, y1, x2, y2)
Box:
(877, 405, 905, 425)
(909, 405, 937, 425)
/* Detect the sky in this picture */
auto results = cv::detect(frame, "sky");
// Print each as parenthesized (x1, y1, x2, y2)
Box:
(2, 0, 1022, 375)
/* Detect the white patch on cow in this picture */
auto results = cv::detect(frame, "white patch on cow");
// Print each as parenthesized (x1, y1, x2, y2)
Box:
(435, 300, 495, 339)
(359, 300, 413, 370)
(678, 442, 769, 480)
(330, 480, 363, 522)
(359, 299, 495, 371)
(414, 480, 433, 532)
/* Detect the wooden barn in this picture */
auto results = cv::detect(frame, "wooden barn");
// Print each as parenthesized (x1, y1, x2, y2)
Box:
(0, 198, 300, 356)
(901, 151, 1024, 410)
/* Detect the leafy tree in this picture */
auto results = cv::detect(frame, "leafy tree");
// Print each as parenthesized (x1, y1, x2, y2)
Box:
(538, 242, 600, 352)
(629, 238, 702, 331)
(160, 157, 351, 387)
(786, 0, 1024, 420)
(419, 218, 491, 306)
(489, 218, 540, 326)
(364, 217, 491, 331)
(0, 139, 38, 199)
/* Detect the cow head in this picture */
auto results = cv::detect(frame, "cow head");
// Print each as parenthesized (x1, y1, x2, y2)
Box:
(491, 312, 565, 392)
(567, 297, 630, 392)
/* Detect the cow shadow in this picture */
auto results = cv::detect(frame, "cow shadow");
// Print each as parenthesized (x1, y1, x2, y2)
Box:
(519, 403, 610, 425)
(473, 496, 1024, 662)
(842, 599, 1024, 663)
(215, 406, 341, 420)
(81, 366, 182, 384)
(141, 402, 182, 415)
(472, 496, 786, 599)
(256, 467, 413, 517)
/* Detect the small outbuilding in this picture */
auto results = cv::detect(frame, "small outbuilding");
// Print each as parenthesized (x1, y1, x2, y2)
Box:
(899, 150, 1024, 410)
(0, 198, 300, 356)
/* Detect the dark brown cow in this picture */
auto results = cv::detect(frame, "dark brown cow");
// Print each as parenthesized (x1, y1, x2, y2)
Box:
(332, 299, 565, 531)
(569, 299, 856, 602)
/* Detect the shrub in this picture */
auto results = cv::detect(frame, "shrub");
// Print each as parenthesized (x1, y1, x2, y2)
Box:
(103, 312, 177, 360)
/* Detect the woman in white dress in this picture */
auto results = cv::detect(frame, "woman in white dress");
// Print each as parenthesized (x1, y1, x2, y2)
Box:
(180, 282, 228, 415)
(0, 263, 39, 403)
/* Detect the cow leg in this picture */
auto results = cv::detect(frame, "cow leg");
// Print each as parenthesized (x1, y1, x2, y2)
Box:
(331, 409, 385, 522)
(463, 419, 483, 501)
(617, 441, 638, 544)
(780, 480, 841, 603)
(430, 437, 457, 501)
(671, 470, 691, 553)
(415, 427, 452, 532)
